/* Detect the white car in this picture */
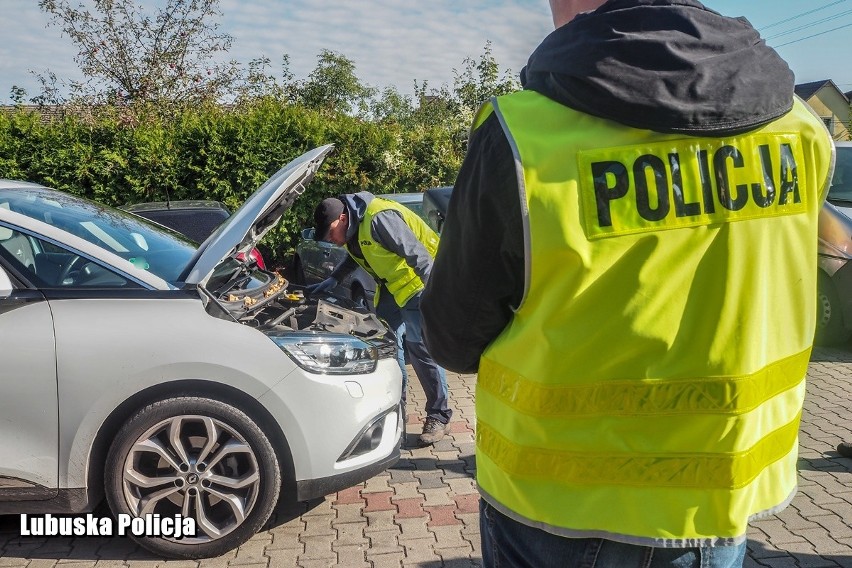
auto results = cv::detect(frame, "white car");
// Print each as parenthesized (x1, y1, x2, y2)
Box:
(0, 145, 403, 558)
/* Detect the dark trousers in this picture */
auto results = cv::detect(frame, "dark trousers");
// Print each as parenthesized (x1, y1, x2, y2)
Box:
(377, 289, 452, 423)
(480, 500, 746, 568)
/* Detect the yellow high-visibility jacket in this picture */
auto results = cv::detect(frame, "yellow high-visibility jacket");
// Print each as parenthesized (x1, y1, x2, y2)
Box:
(476, 89, 833, 546)
(347, 197, 439, 307)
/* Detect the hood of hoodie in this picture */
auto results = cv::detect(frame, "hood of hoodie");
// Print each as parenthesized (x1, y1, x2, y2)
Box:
(341, 191, 375, 242)
(521, 0, 794, 136)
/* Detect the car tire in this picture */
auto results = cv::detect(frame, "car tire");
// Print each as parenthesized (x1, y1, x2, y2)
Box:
(104, 397, 281, 559)
(293, 257, 306, 286)
(816, 274, 851, 346)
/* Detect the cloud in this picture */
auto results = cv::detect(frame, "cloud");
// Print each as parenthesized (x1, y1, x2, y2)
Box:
(0, 0, 552, 103)
(218, 0, 551, 93)
(1, 0, 849, 104)
(0, 0, 84, 99)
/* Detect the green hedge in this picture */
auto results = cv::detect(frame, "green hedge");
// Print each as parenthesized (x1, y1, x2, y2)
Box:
(0, 99, 464, 268)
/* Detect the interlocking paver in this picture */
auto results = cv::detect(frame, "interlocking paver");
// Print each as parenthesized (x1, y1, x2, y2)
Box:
(418, 487, 455, 507)
(395, 518, 431, 543)
(362, 511, 397, 534)
(412, 470, 449, 490)
(9, 353, 852, 566)
(331, 522, 367, 548)
(393, 498, 427, 520)
(297, 535, 336, 563)
(361, 474, 392, 494)
(387, 469, 417, 485)
(365, 529, 402, 556)
(332, 486, 363, 506)
(366, 551, 404, 567)
(362, 492, 395, 513)
(389, 482, 422, 502)
(399, 537, 440, 565)
(425, 505, 462, 527)
(330, 543, 367, 567)
(331, 503, 366, 526)
(429, 526, 468, 550)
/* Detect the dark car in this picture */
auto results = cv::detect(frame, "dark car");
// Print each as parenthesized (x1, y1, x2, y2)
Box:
(293, 189, 452, 309)
(123, 200, 266, 269)
(817, 142, 852, 345)
(422, 186, 453, 233)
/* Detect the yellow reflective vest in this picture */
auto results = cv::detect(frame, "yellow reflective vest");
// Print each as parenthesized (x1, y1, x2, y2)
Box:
(475, 90, 833, 546)
(346, 197, 439, 307)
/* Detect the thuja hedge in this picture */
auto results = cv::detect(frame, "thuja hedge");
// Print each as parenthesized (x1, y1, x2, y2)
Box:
(0, 99, 463, 268)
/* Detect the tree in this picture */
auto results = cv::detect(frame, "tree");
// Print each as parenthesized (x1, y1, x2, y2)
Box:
(37, 0, 239, 106)
(450, 41, 520, 125)
(297, 50, 376, 115)
(9, 86, 28, 105)
(233, 54, 298, 104)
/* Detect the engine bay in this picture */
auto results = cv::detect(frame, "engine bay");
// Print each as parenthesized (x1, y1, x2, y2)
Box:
(201, 267, 392, 345)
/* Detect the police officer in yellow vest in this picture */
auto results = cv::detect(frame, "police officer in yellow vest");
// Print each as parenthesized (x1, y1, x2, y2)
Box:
(421, 0, 834, 566)
(310, 192, 452, 446)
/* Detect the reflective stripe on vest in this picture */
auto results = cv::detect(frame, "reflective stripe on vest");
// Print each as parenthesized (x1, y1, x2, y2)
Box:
(346, 198, 439, 307)
(475, 90, 833, 546)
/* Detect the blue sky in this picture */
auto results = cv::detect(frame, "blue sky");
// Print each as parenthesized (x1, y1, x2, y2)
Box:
(0, 0, 850, 104)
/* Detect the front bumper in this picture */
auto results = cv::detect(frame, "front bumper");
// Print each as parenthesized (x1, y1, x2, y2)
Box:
(297, 445, 400, 501)
(258, 357, 403, 491)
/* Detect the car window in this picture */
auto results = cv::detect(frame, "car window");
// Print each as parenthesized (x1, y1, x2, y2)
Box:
(134, 208, 230, 243)
(0, 226, 139, 288)
(829, 146, 852, 202)
(404, 202, 425, 219)
(384, 195, 427, 222)
(0, 188, 197, 284)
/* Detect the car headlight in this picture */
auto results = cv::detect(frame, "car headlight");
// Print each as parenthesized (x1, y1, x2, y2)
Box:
(268, 332, 377, 375)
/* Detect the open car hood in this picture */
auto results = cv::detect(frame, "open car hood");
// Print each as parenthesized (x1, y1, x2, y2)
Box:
(180, 144, 334, 286)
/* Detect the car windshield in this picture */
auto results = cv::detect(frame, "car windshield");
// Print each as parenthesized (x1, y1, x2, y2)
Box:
(828, 146, 852, 204)
(0, 187, 197, 284)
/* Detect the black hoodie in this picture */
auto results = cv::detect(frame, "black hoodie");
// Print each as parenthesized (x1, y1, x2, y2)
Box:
(524, 0, 793, 135)
(421, 0, 797, 373)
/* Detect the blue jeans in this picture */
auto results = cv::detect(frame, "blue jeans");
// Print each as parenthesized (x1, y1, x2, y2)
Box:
(480, 500, 746, 568)
(376, 289, 451, 423)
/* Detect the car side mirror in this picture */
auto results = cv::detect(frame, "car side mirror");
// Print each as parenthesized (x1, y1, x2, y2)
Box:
(302, 227, 316, 241)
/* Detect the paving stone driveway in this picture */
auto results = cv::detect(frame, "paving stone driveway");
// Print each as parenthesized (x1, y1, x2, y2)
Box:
(4, 346, 852, 567)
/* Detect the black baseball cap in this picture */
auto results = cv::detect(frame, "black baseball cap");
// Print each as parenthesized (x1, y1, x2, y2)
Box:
(313, 197, 345, 241)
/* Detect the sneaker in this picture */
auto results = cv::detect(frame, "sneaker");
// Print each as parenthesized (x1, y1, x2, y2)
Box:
(419, 417, 450, 446)
(838, 442, 852, 458)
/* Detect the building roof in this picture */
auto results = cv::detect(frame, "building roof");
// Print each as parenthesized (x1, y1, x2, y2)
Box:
(795, 79, 850, 103)
(795, 80, 832, 100)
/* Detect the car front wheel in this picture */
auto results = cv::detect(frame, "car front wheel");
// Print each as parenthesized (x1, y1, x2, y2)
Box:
(104, 397, 281, 559)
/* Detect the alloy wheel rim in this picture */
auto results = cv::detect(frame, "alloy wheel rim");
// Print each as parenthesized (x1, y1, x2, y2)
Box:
(122, 415, 261, 543)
